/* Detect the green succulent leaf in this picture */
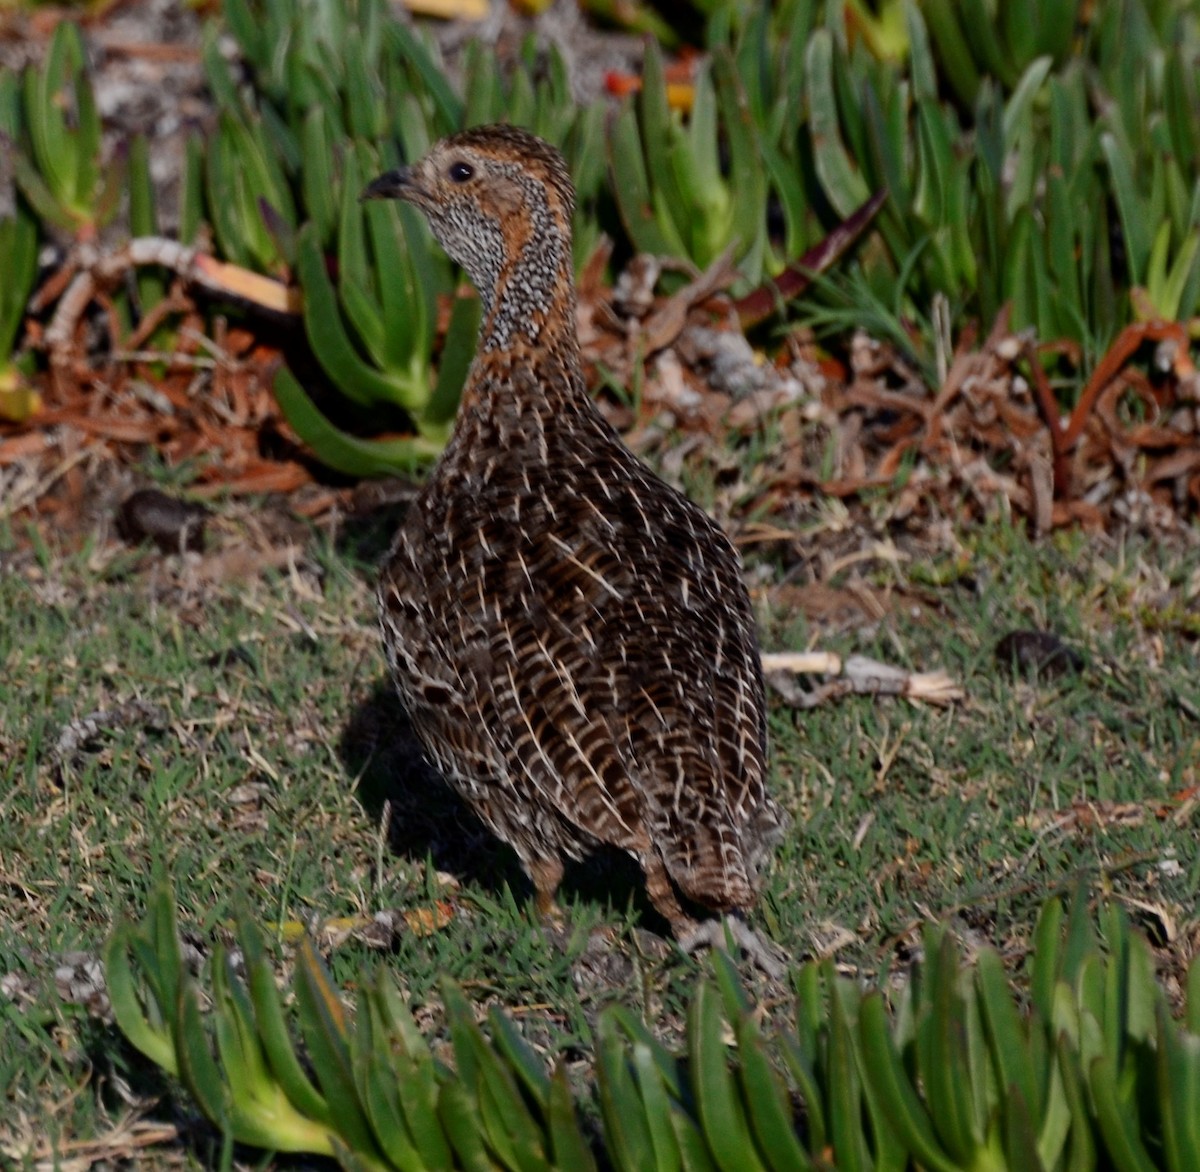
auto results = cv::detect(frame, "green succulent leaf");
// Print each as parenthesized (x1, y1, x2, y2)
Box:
(924, 931, 987, 1161)
(1157, 1003, 1200, 1172)
(273, 367, 444, 477)
(442, 979, 551, 1172)
(713, 47, 767, 280)
(295, 221, 426, 412)
(630, 1039, 684, 1172)
(221, 0, 266, 74)
(101, 920, 179, 1078)
(344, 27, 386, 141)
(175, 973, 238, 1136)
(0, 213, 37, 358)
(597, 1018, 656, 1171)
(826, 975, 870, 1172)
(205, 109, 296, 273)
(385, 20, 463, 133)
(422, 291, 481, 428)
(0, 68, 19, 141)
(1030, 899, 1065, 1022)
(488, 1007, 552, 1108)
(735, 1019, 813, 1171)
(1055, 1034, 1096, 1172)
(24, 22, 85, 217)
(1088, 1052, 1158, 1172)
(977, 951, 1061, 1166)
(1102, 131, 1152, 285)
(356, 1046, 431, 1171)
(607, 1004, 685, 1097)
(1001, 1084, 1045, 1172)
(128, 135, 166, 322)
(919, 0, 981, 106)
(608, 100, 682, 258)
(807, 29, 871, 218)
(237, 914, 333, 1127)
(690, 981, 767, 1172)
(778, 1034, 826, 1157)
(15, 18, 123, 235)
(208, 945, 338, 1154)
(858, 991, 959, 1172)
(438, 1080, 496, 1172)
(178, 133, 205, 247)
(359, 1004, 446, 1166)
(293, 938, 385, 1159)
(548, 1064, 598, 1171)
(301, 107, 341, 246)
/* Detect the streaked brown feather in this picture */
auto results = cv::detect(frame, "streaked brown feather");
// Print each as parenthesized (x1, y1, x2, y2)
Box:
(370, 124, 785, 935)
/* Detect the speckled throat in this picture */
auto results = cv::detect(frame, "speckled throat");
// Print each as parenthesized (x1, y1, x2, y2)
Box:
(473, 162, 574, 353)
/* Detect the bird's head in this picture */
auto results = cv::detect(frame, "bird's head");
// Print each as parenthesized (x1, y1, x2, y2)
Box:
(363, 125, 576, 316)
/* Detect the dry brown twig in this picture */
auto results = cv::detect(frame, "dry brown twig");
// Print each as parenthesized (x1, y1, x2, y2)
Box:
(1, 1114, 179, 1172)
(42, 237, 300, 389)
(762, 649, 964, 708)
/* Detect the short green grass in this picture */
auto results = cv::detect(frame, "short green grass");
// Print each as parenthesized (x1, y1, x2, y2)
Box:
(1, 505, 1197, 1162)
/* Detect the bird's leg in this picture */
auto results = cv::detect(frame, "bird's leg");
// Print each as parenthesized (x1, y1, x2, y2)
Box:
(641, 851, 700, 938)
(527, 855, 565, 924)
(644, 852, 789, 980)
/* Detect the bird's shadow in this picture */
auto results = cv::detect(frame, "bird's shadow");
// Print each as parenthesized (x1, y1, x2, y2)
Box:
(337, 677, 664, 929)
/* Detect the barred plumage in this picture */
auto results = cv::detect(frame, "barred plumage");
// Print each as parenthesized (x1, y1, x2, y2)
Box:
(364, 124, 785, 943)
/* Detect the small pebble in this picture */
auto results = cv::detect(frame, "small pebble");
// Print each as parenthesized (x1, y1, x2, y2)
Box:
(994, 630, 1085, 679)
(118, 488, 210, 553)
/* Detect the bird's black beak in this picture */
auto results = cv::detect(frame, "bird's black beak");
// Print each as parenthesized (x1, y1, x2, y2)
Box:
(360, 167, 414, 203)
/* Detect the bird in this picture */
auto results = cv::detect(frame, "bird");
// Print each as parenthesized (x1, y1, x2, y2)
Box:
(362, 124, 786, 962)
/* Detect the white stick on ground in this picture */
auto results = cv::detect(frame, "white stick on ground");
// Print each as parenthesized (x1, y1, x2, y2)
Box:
(761, 650, 964, 708)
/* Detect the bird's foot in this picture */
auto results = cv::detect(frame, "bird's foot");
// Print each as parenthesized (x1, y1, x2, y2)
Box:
(676, 915, 790, 981)
(533, 897, 574, 952)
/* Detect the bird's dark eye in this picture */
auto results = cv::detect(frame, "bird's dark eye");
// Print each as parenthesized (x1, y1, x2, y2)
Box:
(448, 161, 474, 183)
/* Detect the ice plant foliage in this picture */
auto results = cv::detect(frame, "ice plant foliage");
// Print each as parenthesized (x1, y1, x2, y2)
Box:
(107, 886, 1200, 1170)
(1, 0, 1197, 473)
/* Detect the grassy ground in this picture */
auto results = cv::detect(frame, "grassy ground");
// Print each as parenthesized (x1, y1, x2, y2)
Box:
(1, 490, 1198, 1164)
